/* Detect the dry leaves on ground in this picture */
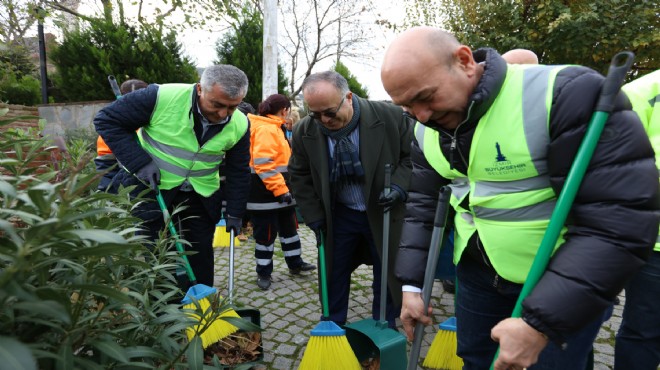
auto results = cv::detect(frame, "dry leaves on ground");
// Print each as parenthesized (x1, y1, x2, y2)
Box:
(204, 331, 262, 366)
(361, 357, 380, 370)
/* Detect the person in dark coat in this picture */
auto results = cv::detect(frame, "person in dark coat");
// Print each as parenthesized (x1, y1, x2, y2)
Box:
(95, 78, 148, 193)
(94, 65, 251, 288)
(381, 27, 659, 369)
(288, 71, 413, 329)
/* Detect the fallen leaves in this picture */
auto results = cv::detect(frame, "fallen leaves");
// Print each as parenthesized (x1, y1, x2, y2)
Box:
(204, 331, 262, 366)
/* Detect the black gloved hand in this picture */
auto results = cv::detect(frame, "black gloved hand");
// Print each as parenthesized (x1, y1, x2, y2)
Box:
(135, 161, 160, 190)
(278, 192, 293, 204)
(307, 220, 327, 248)
(378, 187, 403, 212)
(226, 215, 242, 235)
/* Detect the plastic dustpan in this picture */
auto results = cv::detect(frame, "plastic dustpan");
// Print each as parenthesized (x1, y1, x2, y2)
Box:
(345, 319, 408, 369)
(219, 309, 263, 369)
(344, 164, 408, 369)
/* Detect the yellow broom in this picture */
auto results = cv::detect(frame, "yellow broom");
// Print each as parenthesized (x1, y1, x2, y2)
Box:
(298, 231, 361, 370)
(154, 190, 241, 348)
(423, 316, 463, 369)
(424, 232, 462, 369)
(212, 217, 241, 248)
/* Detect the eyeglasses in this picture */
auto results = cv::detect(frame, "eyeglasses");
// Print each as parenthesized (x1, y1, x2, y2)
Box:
(308, 96, 346, 120)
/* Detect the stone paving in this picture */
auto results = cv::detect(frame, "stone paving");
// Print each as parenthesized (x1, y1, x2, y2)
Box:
(213, 225, 621, 370)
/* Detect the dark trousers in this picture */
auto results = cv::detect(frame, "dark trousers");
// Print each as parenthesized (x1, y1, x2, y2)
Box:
(329, 203, 399, 328)
(143, 190, 216, 287)
(615, 251, 660, 370)
(456, 256, 612, 370)
(252, 207, 304, 277)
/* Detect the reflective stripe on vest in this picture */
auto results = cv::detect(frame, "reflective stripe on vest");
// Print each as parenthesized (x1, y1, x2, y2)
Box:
(418, 64, 568, 283)
(138, 84, 248, 197)
(623, 70, 660, 252)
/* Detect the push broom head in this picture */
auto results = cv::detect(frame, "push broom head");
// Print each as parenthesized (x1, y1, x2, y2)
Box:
(423, 317, 463, 370)
(181, 284, 241, 349)
(299, 320, 362, 370)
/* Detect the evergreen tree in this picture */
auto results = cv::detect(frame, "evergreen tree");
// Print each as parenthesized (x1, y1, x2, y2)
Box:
(50, 20, 198, 102)
(333, 60, 369, 99)
(215, 7, 288, 108)
(0, 42, 41, 105)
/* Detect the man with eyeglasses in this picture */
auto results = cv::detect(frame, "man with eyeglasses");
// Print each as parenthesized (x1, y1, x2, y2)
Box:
(288, 70, 413, 329)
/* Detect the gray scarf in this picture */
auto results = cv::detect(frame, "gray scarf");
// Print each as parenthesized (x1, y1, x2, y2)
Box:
(318, 98, 364, 184)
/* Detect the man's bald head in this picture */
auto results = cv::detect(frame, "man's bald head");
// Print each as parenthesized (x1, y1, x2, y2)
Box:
(501, 49, 539, 65)
(382, 27, 461, 75)
(380, 27, 482, 129)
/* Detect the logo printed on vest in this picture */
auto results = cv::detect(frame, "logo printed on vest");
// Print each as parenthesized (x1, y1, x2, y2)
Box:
(495, 142, 507, 162)
(485, 142, 528, 176)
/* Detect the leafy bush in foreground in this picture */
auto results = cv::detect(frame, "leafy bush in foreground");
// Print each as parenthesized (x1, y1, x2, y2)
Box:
(0, 111, 248, 369)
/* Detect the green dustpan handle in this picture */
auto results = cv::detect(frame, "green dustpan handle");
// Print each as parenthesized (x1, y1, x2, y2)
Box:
(318, 231, 331, 318)
(154, 188, 197, 284)
(490, 51, 634, 368)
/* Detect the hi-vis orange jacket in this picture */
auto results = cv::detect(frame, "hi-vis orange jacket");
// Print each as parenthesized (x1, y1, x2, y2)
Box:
(246, 113, 296, 211)
(96, 136, 113, 157)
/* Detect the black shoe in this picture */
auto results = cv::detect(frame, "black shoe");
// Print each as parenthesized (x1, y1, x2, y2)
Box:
(289, 262, 316, 275)
(442, 279, 455, 294)
(257, 275, 271, 290)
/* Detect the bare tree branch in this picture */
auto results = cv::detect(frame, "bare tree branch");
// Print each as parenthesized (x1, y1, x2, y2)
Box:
(279, 0, 377, 100)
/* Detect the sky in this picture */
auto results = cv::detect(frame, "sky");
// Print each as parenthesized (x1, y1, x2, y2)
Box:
(177, 2, 406, 101)
(41, 1, 406, 101)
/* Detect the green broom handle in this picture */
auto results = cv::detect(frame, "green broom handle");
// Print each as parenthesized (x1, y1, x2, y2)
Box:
(318, 231, 331, 319)
(154, 189, 197, 284)
(490, 51, 634, 369)
(407, 186, 452, 370)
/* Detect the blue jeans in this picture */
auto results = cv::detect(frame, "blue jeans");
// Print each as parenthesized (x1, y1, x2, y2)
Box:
(615, 251, 660, 370)
(456, 256, 612, 370)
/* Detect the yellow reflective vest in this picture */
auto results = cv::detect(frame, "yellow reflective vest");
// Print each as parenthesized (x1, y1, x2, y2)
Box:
(138, 84, 248, 197)
(623, 70, 660, 252)
(418, 65, 570, 283)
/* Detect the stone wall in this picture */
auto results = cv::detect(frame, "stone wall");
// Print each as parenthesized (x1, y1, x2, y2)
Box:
(38, 101, 111, 137)
(1, 101, 112, 139)
(0, 103, 41, 137)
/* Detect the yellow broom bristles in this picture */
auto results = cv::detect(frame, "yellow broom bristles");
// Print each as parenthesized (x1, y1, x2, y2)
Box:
(184, 298, 241, 349)
(422, 328, 463, 370)
(298, 334, 362, 370)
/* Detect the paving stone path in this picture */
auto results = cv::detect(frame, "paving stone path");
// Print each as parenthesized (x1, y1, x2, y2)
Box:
(213, 225, 621, 370)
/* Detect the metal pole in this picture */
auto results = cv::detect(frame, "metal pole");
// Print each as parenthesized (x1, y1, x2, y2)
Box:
(262, 0, 278, 99)
(37, 9, 49, 104)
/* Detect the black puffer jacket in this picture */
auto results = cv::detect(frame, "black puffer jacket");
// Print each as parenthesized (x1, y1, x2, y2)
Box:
(395, 49, 659, 342)
(94, 84, 251, 222)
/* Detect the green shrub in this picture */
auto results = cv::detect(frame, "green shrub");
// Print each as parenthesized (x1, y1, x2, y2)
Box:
(0, 43, 41, 106)
(0, 72, 41, 106)
(0, 110, 256, 369)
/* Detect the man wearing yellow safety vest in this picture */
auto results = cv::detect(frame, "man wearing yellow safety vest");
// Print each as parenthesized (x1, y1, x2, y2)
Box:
(94, 65, 251, 287)
(381, 27, 659, 370)
(615, 70, 660, 370)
